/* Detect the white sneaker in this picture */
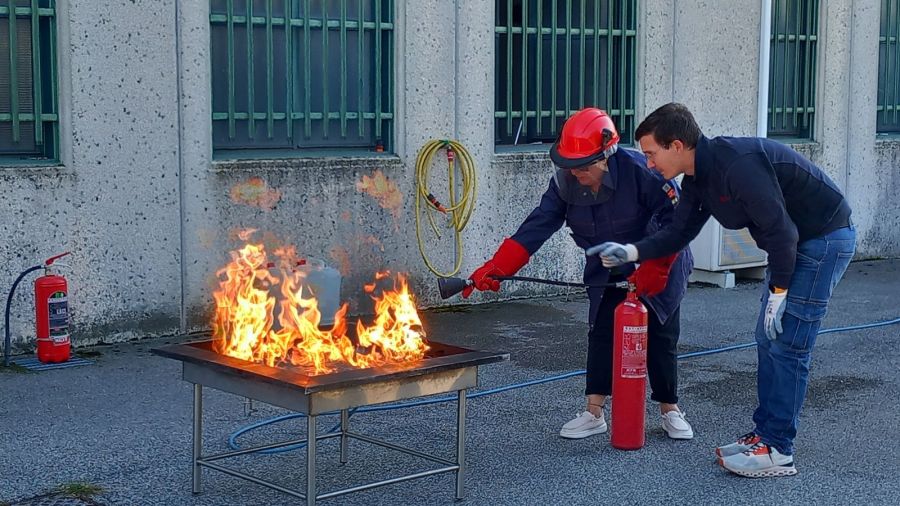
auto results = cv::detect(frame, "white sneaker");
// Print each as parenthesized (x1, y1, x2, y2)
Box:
(661, 410, 694, 439)
(719, 442, 798, 478)
(559, 411, 608, 439)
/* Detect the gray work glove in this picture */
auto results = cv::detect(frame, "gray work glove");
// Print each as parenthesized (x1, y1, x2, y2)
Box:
(764, 289, 788, 341)
(585, 241, 639, 268)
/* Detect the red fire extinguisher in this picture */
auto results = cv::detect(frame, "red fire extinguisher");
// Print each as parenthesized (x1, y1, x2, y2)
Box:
(35, 252, 72, 363)
(610, 288, 648, 450)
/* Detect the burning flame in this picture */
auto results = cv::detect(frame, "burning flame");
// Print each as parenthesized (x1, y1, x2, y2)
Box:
(212, 243, 428, 375)
(230, 177, 282, 211)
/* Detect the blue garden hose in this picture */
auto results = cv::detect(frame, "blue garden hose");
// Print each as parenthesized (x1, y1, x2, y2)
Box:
(228, 316, 900, 454)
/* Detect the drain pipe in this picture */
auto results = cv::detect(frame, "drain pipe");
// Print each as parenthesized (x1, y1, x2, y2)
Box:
(757, 0, 773, 137)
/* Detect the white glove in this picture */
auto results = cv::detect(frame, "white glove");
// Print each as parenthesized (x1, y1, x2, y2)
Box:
(585, 242, 638, 268)
(764, 289, 788, 341)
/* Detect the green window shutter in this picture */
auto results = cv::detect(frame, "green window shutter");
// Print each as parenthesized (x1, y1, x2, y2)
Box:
(768, 0, 818, 140)
(878, 0, 900, 135)
(494, 0, 637, 147)
(0, 0, 58, 164)
(210, 0, 394, 156)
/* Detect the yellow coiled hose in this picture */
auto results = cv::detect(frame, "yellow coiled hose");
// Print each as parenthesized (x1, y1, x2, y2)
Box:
(414, 139, 477, 277)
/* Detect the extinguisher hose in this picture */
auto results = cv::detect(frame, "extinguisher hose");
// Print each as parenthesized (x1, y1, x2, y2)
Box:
(3, 265, 42, 367)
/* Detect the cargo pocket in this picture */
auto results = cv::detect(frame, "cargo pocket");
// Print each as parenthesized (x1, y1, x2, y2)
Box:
(779, 298, 828, 352)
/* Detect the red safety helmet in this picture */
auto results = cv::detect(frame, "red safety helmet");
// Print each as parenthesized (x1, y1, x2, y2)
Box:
(549, 108, 620, 169)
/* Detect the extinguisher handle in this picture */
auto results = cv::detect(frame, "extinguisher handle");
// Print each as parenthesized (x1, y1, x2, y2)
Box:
(45, 252, 71, 266)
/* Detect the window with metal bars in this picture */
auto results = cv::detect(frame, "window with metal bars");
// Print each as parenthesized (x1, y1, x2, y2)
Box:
(878, 0, 900, 135)
(0, 0, 58, 163)
(768, 0, 818, 140)
(209, 0, 394, 156)
(494, 0, 637, 148)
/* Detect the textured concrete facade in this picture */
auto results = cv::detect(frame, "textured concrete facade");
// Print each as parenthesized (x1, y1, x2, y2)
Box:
(0, 0, 896, 351)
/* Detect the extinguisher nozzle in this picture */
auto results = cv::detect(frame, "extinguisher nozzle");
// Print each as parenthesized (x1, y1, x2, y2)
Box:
(438, 277, 471, 299)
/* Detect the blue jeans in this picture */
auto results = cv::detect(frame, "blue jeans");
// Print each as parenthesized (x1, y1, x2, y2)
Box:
(753, 225, 856, 455)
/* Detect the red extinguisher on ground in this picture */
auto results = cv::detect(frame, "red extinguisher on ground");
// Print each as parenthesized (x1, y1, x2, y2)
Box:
(610, 285, 648, 450)
(35, 252, 72, 363)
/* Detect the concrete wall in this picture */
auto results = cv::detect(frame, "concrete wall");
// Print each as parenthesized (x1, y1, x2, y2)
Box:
(1, 0, 897, 352)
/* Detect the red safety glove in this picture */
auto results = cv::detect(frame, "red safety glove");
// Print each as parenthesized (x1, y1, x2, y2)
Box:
(628, 253, 678, 297)
(462, 238, 530, 298)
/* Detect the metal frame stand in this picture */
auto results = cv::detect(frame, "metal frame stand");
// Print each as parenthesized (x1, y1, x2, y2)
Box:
(190, 384, 468, 505)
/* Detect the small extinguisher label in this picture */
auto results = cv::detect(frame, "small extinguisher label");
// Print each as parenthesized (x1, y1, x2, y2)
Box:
(48, 291, 69, 344)
(621, 325, 648, 378)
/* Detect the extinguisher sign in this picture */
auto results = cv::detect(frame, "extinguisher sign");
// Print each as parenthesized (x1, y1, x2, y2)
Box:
(48, 291, 69, 342)
(621, 325, 648, 378)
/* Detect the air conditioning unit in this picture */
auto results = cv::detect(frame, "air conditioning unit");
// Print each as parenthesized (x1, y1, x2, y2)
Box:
(688, 219, 767, 288)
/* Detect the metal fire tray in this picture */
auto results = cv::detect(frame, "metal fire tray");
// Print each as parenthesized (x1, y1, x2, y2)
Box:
(152, 339, 508, 505)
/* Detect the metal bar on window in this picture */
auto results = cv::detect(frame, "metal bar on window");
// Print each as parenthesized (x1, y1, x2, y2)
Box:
(265, 0, 274, 138)
(506, 0, 512, 135)
(303, 0, 311, 138)
(564, 0, 571, 119)
(593, 0, 600, 107)
(226, 0, 235, 139)
(340, 0, 347, 138)
(246, 0, 255, 138)
(30, 0, 42, 145)
(374, 0, 382, 139)
(618, 1, 626, 120)
(792, 0, 801, 129)
(7, 0, 19, 142)
(578, 0, 584, 108)
(605, 0, 613, 114)
(357, 0, 363, 138)
(551, 0, 557, 132)
(535, 0, 542, 136)
(285, 0, 293, 142)
(520, 0, 527, 138)
(321, 4, 329, 138)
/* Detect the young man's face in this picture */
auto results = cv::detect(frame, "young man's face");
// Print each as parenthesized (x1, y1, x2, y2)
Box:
(639, 135, 684, 180)
(569, 159, 608, 190)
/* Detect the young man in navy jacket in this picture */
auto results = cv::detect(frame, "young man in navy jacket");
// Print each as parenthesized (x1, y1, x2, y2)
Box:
(593, 103, 855, 477)
(465, 108, 694, 441)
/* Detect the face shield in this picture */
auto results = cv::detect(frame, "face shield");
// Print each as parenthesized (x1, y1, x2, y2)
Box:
(552, 166, 612, 206)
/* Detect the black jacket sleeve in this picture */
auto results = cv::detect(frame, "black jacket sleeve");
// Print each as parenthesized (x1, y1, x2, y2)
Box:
(633, 177, 711, 260)
(727, 154, 799, 288)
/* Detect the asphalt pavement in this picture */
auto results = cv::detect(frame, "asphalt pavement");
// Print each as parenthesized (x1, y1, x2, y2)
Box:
(2, 259, 898, 506)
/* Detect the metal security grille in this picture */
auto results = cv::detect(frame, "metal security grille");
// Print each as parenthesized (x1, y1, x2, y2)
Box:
(495, 0, 637, 147)
(768, 0, 818, 140)
(210, 1, 394, 155)
(878, 0, 900, 134)
(0, 0, 58, 162)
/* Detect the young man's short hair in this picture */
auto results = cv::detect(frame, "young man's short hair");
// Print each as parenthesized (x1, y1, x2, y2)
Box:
(634, 103, 702, 149)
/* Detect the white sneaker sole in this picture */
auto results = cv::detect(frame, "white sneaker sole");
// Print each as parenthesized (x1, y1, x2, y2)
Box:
(559, 424, 608, 439)
(718, 458, 798, 478)
(664, 429, 694, 440)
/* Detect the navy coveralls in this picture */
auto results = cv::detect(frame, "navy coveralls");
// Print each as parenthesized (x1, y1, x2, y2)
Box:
(510, 148, 693, 401)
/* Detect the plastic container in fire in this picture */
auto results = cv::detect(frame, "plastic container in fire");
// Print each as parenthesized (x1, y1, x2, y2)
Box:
(296, 258, 342, 327)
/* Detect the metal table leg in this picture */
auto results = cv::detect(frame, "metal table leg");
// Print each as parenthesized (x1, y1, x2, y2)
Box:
(307, 414, 317, 506)
(340, 409, 349, 464)
(192, 384, 203, 494)
(456, 388, 467, 500)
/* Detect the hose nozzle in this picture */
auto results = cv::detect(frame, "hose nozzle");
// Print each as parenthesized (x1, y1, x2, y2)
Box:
(438, 277, 472, 299)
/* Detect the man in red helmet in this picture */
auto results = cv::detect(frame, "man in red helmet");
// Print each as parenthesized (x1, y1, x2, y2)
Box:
(464, 108, 695, 441)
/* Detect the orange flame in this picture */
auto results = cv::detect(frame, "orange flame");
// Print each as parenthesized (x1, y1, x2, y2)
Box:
(230, 177, 282, 211)
(212, 243, 428, 375)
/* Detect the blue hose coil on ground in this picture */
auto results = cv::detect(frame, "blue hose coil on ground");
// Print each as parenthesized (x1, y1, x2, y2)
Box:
(228, 316, 900, 454)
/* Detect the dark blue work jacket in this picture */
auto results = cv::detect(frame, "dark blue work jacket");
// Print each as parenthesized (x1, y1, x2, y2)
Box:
(510, 148, 693, 324)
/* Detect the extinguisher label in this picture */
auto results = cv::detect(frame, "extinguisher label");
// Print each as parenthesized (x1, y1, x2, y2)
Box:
(621, 325, 648, 378)
(48, 291, 69, 343)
